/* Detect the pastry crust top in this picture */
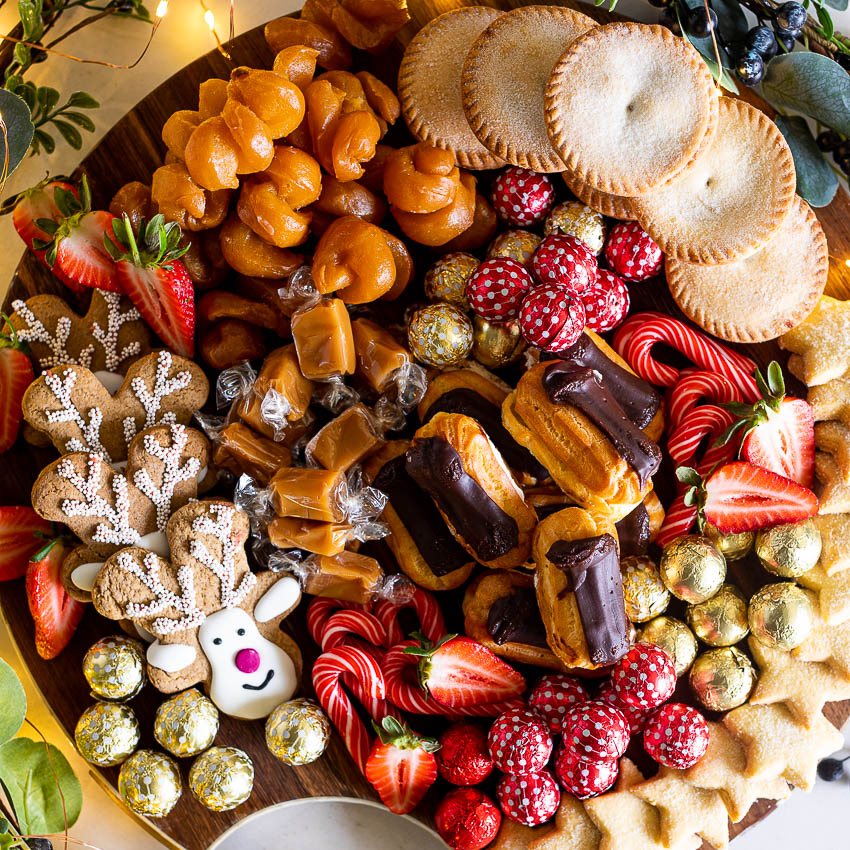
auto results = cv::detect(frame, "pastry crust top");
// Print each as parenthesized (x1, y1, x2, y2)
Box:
(561, 169, 635, 221)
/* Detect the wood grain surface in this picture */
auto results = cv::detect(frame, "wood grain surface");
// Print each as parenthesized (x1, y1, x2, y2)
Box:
(1, 3, 849, 849)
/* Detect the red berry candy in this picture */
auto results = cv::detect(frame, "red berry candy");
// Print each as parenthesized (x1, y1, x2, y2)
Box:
(496, 770, 560, 826)
(519, 285, 586, 354)
(597, 678, 649, 735)
(603, 221, 663, 282)
(527, 674, 590, 734)
(437, 722, 494, 786)
(490, 167, 555, 226)
(466, 258, 534, 323)
(643, 703, 710, 770)
(531, 234, 598, 295)
(561, 700, 630, 763)
(435, 786, 502, 850)
(554, 746, 619, 799)
(582, 268, 630, 333)
(610, 643, 676, 711)
(488, 707, 553, 775)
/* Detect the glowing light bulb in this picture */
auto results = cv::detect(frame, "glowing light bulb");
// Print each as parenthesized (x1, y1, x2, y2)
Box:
(155, 0, 168, 18)
(204, 9, 215, 30)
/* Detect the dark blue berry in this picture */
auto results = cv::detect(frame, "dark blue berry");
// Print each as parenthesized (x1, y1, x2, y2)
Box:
(659, 9, 682, 36)
(836, 141, 850, 160)
(817, 130, 842, 152)
(26, 839, 54, 850)
(736, 49, 765, 86)
(648, 0, 672, 8)
(774, 28, 797, 51)
(817, 757, 847, 782)
(746, 25, 778, 60)
(838, 155, 850, 177)
(775, 2, 806, 32)
(687, 5, 719, 37)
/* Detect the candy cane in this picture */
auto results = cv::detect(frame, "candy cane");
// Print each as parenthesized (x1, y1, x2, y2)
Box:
(374, 587, 446, 647)
(313, 646, 386, 774)
(667, 405, 736, 467)
(306, 597, 370, 647)
(320, 610, 388, 652)
(667, 369, 743, 430)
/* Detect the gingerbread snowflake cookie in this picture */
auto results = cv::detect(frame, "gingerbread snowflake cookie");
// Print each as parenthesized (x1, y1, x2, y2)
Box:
(92, 500, 302, 720)
(31, 422, 210, 601)
(22, 349, 209, 463)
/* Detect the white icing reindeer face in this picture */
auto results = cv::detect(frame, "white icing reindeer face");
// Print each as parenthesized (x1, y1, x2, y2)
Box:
(199, 608, 298, 720)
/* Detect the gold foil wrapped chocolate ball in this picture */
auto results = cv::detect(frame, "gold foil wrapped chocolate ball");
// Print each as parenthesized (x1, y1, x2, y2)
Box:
(423, 252, 479, 310)
(189, 746, 254, 812)
(154, 688, 219, 758)
(687, 583, 750, 647)
(689, 646, 757, 711)
(621, 555, 670, 623)
(75, 702, 140, 767)
(486, 229, 541, 266)
(543, 201, 606, 255)
(748, 583, 814, 651)
(266, 698, 331, 766)
(472, 315, 527, 369)
(82, 635, 146, 701)
(637, 616, 698, 676)
(659, 535, 727, 604)
(703, 523, 754, 561)
(408, 303, 473, 368)
(118, 750, 182, 817)
(755, 519, 822, 578)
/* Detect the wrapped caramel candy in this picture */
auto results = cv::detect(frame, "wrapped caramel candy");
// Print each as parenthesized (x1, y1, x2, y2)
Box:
(213, 422, 290, 485)
(305, 403, 384, 471)
(291, 298, 356, 381)
(269, 516, 351, 556)
(270, 467, 347, 522)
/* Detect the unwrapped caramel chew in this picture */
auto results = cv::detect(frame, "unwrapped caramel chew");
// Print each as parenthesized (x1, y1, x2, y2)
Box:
(534, 507, 629, 669)
(213, 422, 290, 485)
(305, 403, 384, 471)
(299, 550, 383, 603)
(365, 441, 475, 591)
(270, 467, 346, 522)
(351, 318, 410, 392)
(406, 412, 536, 569)
(268, 515, 351, 556)
(291, 298, 356, 380)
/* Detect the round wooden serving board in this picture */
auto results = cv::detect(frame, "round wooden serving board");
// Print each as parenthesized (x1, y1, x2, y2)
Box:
(2, 3, 850, 848)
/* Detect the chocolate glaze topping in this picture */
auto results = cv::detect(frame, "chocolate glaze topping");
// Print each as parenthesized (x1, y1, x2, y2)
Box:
(405, 436, 519, 562)
(543, 364, 662, 487)
(423, 387, 549, 481)
(557, 333, 661, 429)
(615, 501, 651, 557)
(547, 533, 630, 665)
(487, 586, 549, 647)
(373, 455, 470, 576)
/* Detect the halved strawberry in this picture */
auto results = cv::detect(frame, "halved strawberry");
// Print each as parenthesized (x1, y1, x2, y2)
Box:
(25, 538, 84, 660)
(106, 213, 195, 357)
(718, 361, 814, 488)
(0, 321, 34, 454)
(679, 462, 818, 534)
(32, 176, 120, 293)
(365, 716, 439, 815)
(0, 506, 52, 581)
(405, 634, 525, 709)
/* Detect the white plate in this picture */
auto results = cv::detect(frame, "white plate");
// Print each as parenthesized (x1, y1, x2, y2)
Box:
(209, 796, 447, 850)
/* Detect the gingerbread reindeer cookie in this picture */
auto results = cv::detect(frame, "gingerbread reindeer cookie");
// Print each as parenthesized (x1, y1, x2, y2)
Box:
(92, 500, 303, 720)
(31, 422, 210, 601)
(22, 349, 209, 463)
(5, 290, 151, 389)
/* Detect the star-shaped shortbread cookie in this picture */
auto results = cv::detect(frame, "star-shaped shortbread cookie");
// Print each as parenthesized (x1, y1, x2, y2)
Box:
(809, 368, 850, 427)
(798, 566, 850, 625)
(815, 452, 850, 514)
(780, 295, 850, 387)
(815, 421, 850, 484)
(814, 513, 850, 576)
(489, 819, 549, 850)
(793, 612, 850, 680)
(528, 794, 601, 850)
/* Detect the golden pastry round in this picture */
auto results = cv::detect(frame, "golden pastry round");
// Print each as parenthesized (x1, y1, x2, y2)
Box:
(666, 196, 827, 342)
(461, 5, 595, 173)
(398, 7, 506, 170)
(562, 169, 634, 221)
(633, 97, 796, 265)
(544, 23, 718, 196)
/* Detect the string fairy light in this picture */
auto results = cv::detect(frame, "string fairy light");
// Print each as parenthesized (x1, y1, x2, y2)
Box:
(197, 0, 231, 58)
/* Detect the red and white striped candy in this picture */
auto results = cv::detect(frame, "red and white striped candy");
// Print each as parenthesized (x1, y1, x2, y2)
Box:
(320, 609, 388, 652)
(306, 597, 370, 646)
(667, 405, 736, 468)
(313, 646, 387, 773)
(667, 369, 744, 430)
(373, 587, 446, 648)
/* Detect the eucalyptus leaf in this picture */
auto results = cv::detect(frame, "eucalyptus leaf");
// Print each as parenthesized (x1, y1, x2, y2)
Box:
(761, 52, 850, 136)
(824, 0, 847, 11)
(0, 661, 25, 746)
(775, 114, 838, 207)
(0, 89, 34, 174)
(0, 738, 81, 836)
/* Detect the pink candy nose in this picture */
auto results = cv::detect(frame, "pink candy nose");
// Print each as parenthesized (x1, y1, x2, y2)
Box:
(235, 647, 261, 674)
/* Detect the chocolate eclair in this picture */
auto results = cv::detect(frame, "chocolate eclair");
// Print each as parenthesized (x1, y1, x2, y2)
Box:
(418, 365, 549, 486)
(503, 355, 662, 519)
(365, 441, 475, 590)
(406, 412, 537, 569)
(464, 570, 565, 670)
(533, 507, 630, 670)
(615, 490, 665, 557)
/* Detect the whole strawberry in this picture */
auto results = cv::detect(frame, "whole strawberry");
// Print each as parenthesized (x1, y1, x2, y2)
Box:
(519, 284, 585, 353)
(487, 707, 552, 774)
(437, 722, 494, 786)
(603, 221, 663, 281)
(0, 321, 34, 454)
(597, 678, 649, 735)
(610, 643, 676, 711)
(466, 258, 534, 323)
(496, 770, 560, 826)
(531, 234, 598, 295)
(554, 746, 618, 799)
(643, 703, 710, 770)
(561, 701, 629, 763)
(435, 787, 501, 850)
(490, 167, 555, 226)
(527, 673, 589, 734)
(582, 268, 630, 332)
